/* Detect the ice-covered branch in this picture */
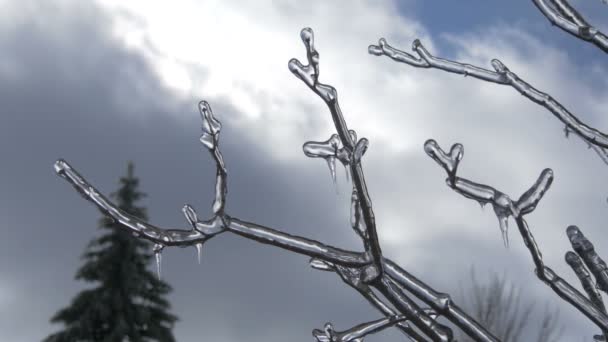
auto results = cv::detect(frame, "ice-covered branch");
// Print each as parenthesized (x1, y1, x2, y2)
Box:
(424, 139, 608, 331)
(384, 261, 499, 342)
(567, 226, 608, 294)
(55, 160, 375, 267)
(375, 277, 453, 342)
(54, 160, 223, 247)
(424, 139, 553, 246)
(290, 27, 383, 282)
(369, 38, 608, 164)
(312, 259, 438, 341)
(312, 315, 407, 342)
(565, 248, 607, 341)
(531, 0, 608, 53)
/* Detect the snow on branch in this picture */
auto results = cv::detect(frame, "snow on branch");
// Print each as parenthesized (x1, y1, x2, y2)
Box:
(424, 139, 608, 332)
(368, 38, 608, 166)
(531, 0, 608, 53)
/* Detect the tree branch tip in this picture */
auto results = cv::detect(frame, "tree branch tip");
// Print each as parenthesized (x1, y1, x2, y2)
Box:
(287, 58, 302, 73)
(490, 59, 507, 73)
(54, 159, 70, 175)
(566, 225, 581, 238)
(368, 44, 382, 56)
(300, 27, 314, 43)
(412, 38, 422, 50)
(565, 250, 582, 265)
(309, 258, 334, 271)
(198, 100, 210, 110)
(182, 204, 199, 227)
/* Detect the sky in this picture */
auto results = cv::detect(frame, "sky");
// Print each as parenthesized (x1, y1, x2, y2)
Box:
(1, 0, 608, 341)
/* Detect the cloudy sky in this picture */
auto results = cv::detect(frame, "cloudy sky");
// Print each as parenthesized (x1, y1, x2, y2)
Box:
(2, 0, 608, 340)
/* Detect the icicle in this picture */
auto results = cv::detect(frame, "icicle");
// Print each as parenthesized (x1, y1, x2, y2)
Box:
(153, 244, 164, 280)
(325, 156, 337, 191)
(478, 201, 486, 210)
(497, 214, 509, 248)
(155, 252, 162, 279)
(195, 243, 203, 264)
(309, 258, 333, 271)
(344, 163, 350, 183)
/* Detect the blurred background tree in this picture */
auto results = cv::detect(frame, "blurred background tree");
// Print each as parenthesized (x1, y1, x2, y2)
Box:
(454, 267, 563, 342)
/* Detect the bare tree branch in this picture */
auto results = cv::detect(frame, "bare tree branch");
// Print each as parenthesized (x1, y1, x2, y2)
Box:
(368, 38, 608, 166)
(424, 139, 608, 332)
(313, 315, 407, 342)
(289, 28, 384, 284)
(531, 0, 608, 53)
(565, 249, 608, 340)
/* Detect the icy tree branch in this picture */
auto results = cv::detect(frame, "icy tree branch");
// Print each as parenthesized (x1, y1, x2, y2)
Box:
(290, 28, 383, 283)
(424, 139, 608, 332)
(55, 28, 511, 342)
(565, 248, 608, 341)
(368, 38, 608, 166)
(567, 226, 608, 294)
(313, 315, 407, 342)
(531, 0, 608, 53)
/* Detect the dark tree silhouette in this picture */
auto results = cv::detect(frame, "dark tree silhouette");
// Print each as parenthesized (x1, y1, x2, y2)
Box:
(45, 162, 177, 342)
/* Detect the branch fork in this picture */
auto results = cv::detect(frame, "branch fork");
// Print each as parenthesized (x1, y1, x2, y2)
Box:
(424, 139, 608, 332)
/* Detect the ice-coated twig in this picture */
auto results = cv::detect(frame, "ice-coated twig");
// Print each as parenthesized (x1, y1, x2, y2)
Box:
(384, 261, 499, 342)
(198, 101, 227, 216)
(290, 28, 383, 283)
(567, 226, 608, 294)
(531, 0, 608, 53)
(368, 38, 608, 165)
(565, 251, 605, 311)
(55, 160, 377, 267)
(54, 160, 225, 247)
(424, 139, 608, 331)
(312, 315, 407, 342)
(565, 249, 608, 341)
(311, 258, 432, 341)
(424, 139, 552, 246)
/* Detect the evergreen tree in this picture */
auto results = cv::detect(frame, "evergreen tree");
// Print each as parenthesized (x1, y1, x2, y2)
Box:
(45, 162, 178, 342)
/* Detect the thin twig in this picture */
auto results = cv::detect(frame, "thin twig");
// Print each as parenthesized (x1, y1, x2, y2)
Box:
(368, 38, 608, 166)
(531, 0, 608, 53)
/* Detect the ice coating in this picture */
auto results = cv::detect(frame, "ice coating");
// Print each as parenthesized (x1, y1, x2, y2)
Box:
(515, 169, 554, 215)
(350, 188, 366, 240)
(199, 101, 221, 135)
(568, 226, 608, 293)
(309, 257, 334, 272)
(197, 102, 228, 216)
(312, 316, 407, 342)
(565, 251, 606, 316)
(424, 139, 463, 184)
(303, 130, 367, 189)
(371, 35, 608, 167)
